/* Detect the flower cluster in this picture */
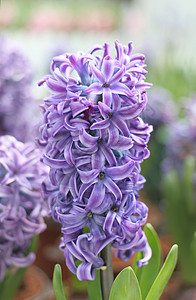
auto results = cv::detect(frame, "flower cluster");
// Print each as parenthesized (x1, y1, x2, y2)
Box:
(163, 95, 196, 174)
(39, 41, 152, 280)
(142, 86, 176, 129)
(0, 135, 48, 281)
(0, 36, 39, 142)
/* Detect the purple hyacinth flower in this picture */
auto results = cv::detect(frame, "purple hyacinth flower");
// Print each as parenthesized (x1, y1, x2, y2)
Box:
(162, 95, 196, 175)
(142, 86, 177, 128)
(39, 41, 152, 280)
(0, 36, 40, 142)
(0, 135, 48, 282)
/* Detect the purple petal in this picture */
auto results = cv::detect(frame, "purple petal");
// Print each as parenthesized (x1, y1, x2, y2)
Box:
(103, 88, 113, 106)
(15, 175, 32, 190)
(109, 65, 125, 84)
(86, 181, 105, 209)
(112, 94, 121, 111)
(77, 262, 95, 281)
(113, 231, 140, 250)
(66, 242, 84, 261)
(69, 172, 79, 198)
(137, 243, 152, 267)
(104, 177, 122, 200)
(64, 140, 74, 166)
(98, 102, 111, 118)
(64, 248, 77, 274)
(90, 219, 106, 240)
(79, 129, 99, 147)
(47, 78, 66, 93)
(91, 64, 105, 84)
(92, 150, 105, 170)
(51, 119, 65, 136)
(106, 160, 135, 180)
(53, 68, 68, 85)
(112, 116, 130, 137)
(111, 135, 133, 151)
(85, 82, 103, 94)
(64, 113, 76, 131)
(103, 211, 116, 234)
(43, 154, 67, 168)
(90, 118, 110, 130)
(120, 101, 146, 120)
(102, 43, 112, 61)
(70, 101, 89, 118)
(78, 169, 99, 184)
(79, 180, 98, 200)
(77, 235, 103, 266)
(101, 144, 117, 166)
(94, 235, 117, 256)
(10, 253, 35, 267)
(38, 75, 51, 86)
(110, 82, 133, 96)
(107, 124, 119, 146)
(102, 56, 114, 82)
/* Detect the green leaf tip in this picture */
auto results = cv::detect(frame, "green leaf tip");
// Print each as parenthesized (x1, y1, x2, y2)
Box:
(53, 264, 66, 300)
(145, 244, 178, 300)
(109, 266, 142, 300)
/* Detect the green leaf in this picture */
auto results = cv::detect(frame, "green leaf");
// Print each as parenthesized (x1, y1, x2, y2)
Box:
(183, 156, 195, 213)
(0, 235, 38, 300)
(191, 232, 196, 267)
(0, 267, 27, 300)
(133, 223, 162, 299)
(87, 269, 102, 300)
(53, 264, 66, 300)
(145, 244, 178, 300)
(163, 167, 196, 284)
(109, 267, 142, 300)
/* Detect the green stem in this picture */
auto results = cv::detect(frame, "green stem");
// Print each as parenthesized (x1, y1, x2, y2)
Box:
(100, 244, 114, 300)
(87, 269, 102, 300)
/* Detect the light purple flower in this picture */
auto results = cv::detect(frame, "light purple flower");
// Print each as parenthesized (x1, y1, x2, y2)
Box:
(0, 135, 48, 282)
(142, 86, 177, 128)
(39, 41, 152, 280)
(0, 36, 40, 142)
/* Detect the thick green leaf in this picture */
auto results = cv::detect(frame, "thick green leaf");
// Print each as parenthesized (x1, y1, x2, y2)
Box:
(87, 269, 102, 300)
(132, 223, 162, 299)
(109, 267, 142, 300)
(53, 264, 66, 300)
(145, 244, 178, 300)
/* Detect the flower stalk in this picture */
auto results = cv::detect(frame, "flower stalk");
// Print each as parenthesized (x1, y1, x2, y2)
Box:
(100, 244, 114, 300)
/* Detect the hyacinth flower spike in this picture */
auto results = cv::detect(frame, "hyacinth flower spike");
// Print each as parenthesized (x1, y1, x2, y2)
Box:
(38, 40, 153, 299)
(0, 135, 48, 300)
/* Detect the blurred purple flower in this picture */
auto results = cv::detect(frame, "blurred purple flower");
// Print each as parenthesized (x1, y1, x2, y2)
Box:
(142, 86, 177, 128)
(0, 36, 40, 142)
(39, 41, 152, 280)
(0, 135, 48, 281)
(162, 95, 196, 174)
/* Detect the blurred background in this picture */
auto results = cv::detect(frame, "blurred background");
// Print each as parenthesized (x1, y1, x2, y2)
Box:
(1, 0, 196, 299)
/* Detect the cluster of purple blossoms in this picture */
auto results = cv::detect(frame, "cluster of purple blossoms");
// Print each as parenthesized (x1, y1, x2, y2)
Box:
(163, 96, 196, 174)
(0, 36, 39, 142)
(142, 86, 177, 129)
(39, 41, 153, 280)
(0, 135, 48, 281)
